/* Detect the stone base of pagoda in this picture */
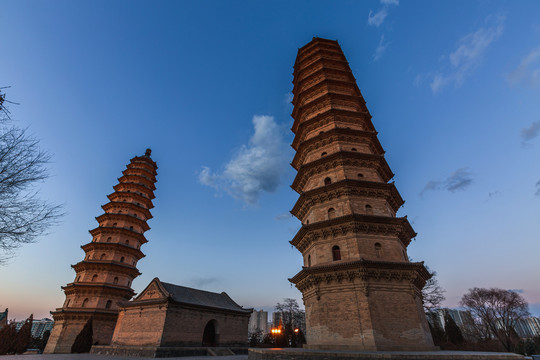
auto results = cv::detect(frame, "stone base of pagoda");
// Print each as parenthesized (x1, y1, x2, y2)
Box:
(248, 348, 524, 360)
(290, 260, 436, 351)
(43, 310, 118, 354)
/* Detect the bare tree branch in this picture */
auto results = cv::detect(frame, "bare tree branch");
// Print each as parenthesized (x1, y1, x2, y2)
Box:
(0, 89, 63, 264)
(461, 287, 529, 351)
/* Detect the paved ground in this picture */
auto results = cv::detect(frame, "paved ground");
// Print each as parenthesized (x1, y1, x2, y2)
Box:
(0, 355, 248, 360)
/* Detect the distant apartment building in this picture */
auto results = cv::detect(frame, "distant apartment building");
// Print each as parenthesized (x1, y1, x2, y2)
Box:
(0, 309, 7, 329)
(249, 310, 269, 335)
(15, 318, 54, 339)
(426, 308, 476, 339)
(427, 308, 540, 340)
(513, 317, 540, 338)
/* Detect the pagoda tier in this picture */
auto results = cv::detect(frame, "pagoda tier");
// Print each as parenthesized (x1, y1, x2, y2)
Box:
(288, 38, 435, 351)
(45, 149, 158, 354)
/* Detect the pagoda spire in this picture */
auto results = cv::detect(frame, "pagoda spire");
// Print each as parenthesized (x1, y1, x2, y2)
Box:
(288, 38, 435, 351)
(45, 150, 158, 354)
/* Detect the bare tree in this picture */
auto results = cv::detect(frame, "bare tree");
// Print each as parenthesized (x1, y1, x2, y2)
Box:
(0, 89, 62, 264)
(275, 298, 304, 328)
(422, 269, 446, 312)
(461, 287, 529, 351)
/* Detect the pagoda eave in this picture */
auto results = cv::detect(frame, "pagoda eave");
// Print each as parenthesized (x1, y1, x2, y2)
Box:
(101, 202, 152, 220)
(107, 192, 154, 210)
(291, 128, 385, 169)
(118, 175, 156, 191)
(290, 214, 416, 252)
(291, 151, 394, 192)
(291, 179, 404, 218)
(62, 283, 135, 299)
(71, 261, 141, 277)
(291, 92, 365, 121)
(81, 242, 145, 260)
(95, 213, 150, 232)
(288, 259, 431, 293)
(113, 183, 155, 200)
(89, 227, 148, 244)
(291, 107, 375, 138)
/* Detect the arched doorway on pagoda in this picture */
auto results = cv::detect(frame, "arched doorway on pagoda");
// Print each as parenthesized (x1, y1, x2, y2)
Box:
(202, 319, 219, 346)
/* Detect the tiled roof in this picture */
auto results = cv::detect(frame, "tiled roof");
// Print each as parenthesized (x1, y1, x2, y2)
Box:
(160, 281, 251, 313)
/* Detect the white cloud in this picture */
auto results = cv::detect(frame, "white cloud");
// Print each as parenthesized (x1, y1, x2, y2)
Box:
(373, 35, 389, 61)
(507, 45, 540, 88)
(367, 0, 399, 27)
(425, 15, 505, 93)
(198, 115, 290, 205)
(367, 8, 388, 27)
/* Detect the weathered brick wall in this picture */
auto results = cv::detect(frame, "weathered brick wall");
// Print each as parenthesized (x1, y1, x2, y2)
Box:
(160, 305, 249, 347)
(301, 277, 434, 351)
(111, 305, 167, 346)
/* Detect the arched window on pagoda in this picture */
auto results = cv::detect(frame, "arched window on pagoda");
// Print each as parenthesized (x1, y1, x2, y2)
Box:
(358, 173, 364, 179)
(105, 300, 112, 309)
(107, 237, 112, 243)
(100, 253, 106, 260)
(324, 177, 332, 186)
(113, 223, 117, 227)
(82, 298, 88, 308)
(308, 255, 311, 267)
(321, 152, 327, 157)
(120, 256, 125, 263)
(328, 208, 336, 220)
(127, 280, 131, 287)
(92, 274, 98, 282)
(125, 240, 129, 246)
(113, 277, 119, 285)
(375, 243, 382, 258)
(365, 204, 373, 214)
(332, 246, 341, 261)
(351, 148, 357, 151)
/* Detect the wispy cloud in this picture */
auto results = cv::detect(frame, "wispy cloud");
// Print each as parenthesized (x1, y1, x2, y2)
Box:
(535, 179, 540, 196)
(420, 168, 474, 196)
(373, 35, 389, 61)
(368, 8, 388, 27)
(188, 277, 220, 288)
(507, 45, 540, 88)
(521, 121, 540, 147)
(419, 15, 505, 93)
(367, 0, 399, 27)
(198, 115, 290, 205)
(275, 213, 292, 221)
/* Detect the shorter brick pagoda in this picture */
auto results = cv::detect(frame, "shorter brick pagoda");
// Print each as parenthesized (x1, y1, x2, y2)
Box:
(45, 149, 157, 354)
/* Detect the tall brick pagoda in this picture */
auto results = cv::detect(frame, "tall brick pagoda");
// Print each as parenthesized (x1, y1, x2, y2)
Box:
(288, 38, 435, 351)
(45, 149, 158, 354)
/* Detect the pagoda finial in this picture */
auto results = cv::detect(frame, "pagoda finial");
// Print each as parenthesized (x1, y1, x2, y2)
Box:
(145, 148, 152, 157)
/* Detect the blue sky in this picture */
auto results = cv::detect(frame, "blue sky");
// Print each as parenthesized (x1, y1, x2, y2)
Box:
(1, 0, 540, 320)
